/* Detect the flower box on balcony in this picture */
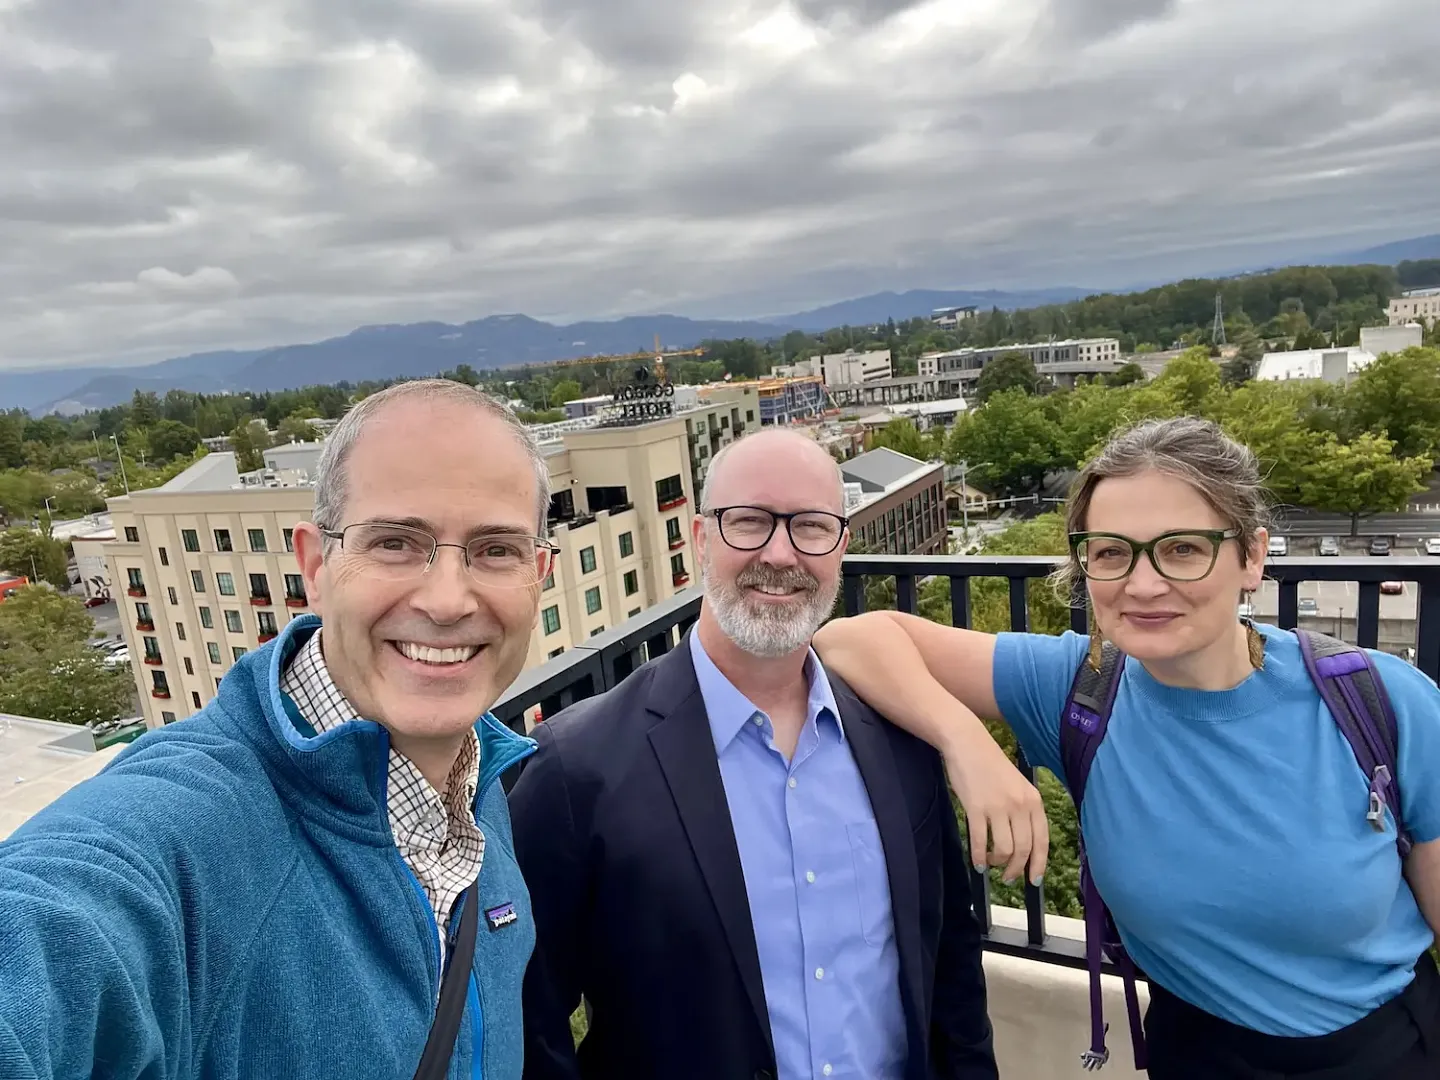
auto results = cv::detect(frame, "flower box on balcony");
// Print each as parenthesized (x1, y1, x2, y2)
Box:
(143, 656, 163, 666)
(127, 586, 146, 597)
(150, 689, 171, 699)
(249, 595, 272, 606)
(136, 621, 155, 632)
(285, 596, 308, 608)
(668, 537, 685, 551)
(672, 573, 690, 587)
(657, 496, 688, 512)
(258, 632, 278, 643)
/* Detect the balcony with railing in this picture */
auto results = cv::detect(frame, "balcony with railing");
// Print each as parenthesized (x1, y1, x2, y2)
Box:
(493, 554, 1440, 1076)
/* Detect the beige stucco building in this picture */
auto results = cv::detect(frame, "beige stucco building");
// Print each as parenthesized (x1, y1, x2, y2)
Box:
(104, 397, 759, 729)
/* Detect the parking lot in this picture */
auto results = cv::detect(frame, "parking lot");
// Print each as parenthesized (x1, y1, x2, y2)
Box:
(1246, 578, 1417, 621)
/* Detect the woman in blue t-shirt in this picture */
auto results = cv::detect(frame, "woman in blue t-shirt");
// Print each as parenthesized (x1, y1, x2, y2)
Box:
(814, 416, 1440, 1078)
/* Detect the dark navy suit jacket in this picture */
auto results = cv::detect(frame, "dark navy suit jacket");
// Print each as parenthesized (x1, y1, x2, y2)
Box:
(509, 634, 999, 1080)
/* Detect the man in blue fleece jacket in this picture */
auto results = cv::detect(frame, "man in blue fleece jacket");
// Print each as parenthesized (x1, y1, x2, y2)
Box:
(0, 380, 559, 1080)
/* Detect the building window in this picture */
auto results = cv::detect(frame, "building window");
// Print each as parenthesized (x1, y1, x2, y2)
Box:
(182, 529, 200, 552)
(158, 546, 169, 567)
(184, 657, 194, 676)
(124, 526, 139, 543)
(247, 529, 267, 552)
(167, 586, 178, 605)
(191, 692, 202, 710)
(618, 531, 634, 558)
(548, 647, 565, 659)
(232, 646, 246, 661)
(207, 642, 222, 665)
(224, 610, 243, 634)
(162, 711, 177, 724)
(579, 546, 597, 574)
(217, 573, 235, 596)
(216, 678, 223, 692)
(586, 485, 629, 513)
(628, 607, 641, 618)
(655, 475, 685, 510)
(248, 573, 271, 602)
(666, 517, 682, 546)
(214, 529, 233, 552)
(585, 587, 602, 615)
(142, 636, 161, 662)
(175, 622, 186, 642)
(257, 611, 278, 638)
(542, 573, 555, 591)
(191, 570, 205, 593)
(284, 574, 306, 605)
(589, 626, 605, 637)
(283, 528, 294, 552)
(542, 606, 561, 635)
(151, 671, 169, 697)
(624, 570, 639, 596)
(126, 567, 145, 593)
(199, 607, 214, 629)
(135, 601, 152, 627)
(671, 553, 687, 580)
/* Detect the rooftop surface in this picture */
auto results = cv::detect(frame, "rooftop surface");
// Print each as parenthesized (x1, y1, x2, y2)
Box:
(841, 446, 939, 493)
(0, 714, 125, 840)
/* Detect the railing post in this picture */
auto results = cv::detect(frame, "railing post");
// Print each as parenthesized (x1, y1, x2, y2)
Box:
(843, 573, 866, 617)
(1417, 579, 1440, 682)
(895, 574, 917, 615)
(948, 575, 971, 629)
(1007, 577, 1029, 634)
(1015, 747, 1046, 947)
(1356, 581, 1381, 649)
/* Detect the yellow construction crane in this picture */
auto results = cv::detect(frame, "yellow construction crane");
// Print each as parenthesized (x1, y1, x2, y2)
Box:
(508, 335, 706, 383)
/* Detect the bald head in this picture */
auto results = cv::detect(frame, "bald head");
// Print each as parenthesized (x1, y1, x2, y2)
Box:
(700, 428, 846, 514)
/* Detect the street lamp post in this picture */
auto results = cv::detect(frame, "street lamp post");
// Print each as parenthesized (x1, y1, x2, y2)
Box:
(110, 435, 130, 494)
(955, 460, 992, 549)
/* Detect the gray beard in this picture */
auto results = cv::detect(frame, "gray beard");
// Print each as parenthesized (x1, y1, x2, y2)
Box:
(701, 557, 840, 658)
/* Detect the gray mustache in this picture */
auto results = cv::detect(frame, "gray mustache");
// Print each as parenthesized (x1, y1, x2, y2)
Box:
(735, 565, 818, 593)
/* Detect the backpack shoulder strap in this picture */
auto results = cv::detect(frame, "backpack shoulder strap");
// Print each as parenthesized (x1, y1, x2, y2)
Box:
(1059, 642, 1126, 812)
(1294, 628, 1411, 857)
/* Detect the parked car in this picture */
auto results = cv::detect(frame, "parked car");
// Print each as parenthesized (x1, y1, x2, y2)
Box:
(1369, 537, 1392, 556)
(1426, 537, 1440, 556)
(1317, 536, 1340, 556)
(1298, 597, 1319, 616)
(1381, 581, 1405, 595)
(1267, 535, 1289, 557)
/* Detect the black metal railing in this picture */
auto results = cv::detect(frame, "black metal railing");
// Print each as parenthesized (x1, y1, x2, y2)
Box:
(494, 555, 1440, 975)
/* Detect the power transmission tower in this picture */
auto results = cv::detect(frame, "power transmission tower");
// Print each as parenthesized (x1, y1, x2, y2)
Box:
(1212, 293, 1226, 346)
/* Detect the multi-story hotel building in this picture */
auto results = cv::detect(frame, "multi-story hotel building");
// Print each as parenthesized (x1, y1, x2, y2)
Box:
(106, 410, 709, 729)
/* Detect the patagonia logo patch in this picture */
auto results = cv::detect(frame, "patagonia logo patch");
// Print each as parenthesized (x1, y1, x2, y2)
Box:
(484, 902, 518, 931)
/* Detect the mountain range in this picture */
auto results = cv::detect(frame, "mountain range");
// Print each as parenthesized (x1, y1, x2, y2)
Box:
(4, 231, 1438, 416)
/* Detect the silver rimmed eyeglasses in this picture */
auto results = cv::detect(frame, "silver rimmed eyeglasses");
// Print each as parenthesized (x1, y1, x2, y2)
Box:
(710, 506, 849, 556)
(320, 522, 560, 588)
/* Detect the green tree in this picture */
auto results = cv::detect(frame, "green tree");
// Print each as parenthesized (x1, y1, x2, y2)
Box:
(129, 390, 161, 427)
(1345, 346, 1440, 460)
(1295, 432, 1430, 536)
(0, 415, 25, 470)
(276, 414, 320, 444)
(973, 352, 1044, 405)
(0, 586, 133, 725)
(1103, 362, 1145, 388)
(869, 418, 934, 460)
(0, 527, 68, 587)
(0, 469, 48, 524)
(946, 389, 1062, 496)
(550, 379, 584, 407)
(449, 363, 480, 387)
(147, 419, 202, 462)
(229, 420, 272, 472)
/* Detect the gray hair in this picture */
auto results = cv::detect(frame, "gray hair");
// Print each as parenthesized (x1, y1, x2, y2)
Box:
(1057, 415, 1274, 592)
(312, 378, 552, 535)
(699, 428, 847, 513)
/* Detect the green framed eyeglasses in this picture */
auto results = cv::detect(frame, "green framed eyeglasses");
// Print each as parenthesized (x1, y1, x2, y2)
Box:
(1069, 528, 1242, 582)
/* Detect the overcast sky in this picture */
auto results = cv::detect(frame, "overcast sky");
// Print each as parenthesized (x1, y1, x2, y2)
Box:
(2, 0, 1437, 371)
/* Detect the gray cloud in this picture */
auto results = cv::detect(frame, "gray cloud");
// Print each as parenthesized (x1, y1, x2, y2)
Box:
(0, 0, 1437, 370)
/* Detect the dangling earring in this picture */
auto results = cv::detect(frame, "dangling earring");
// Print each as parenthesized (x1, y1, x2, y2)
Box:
(1240, 590, 1265, 670)
(1088, 611, 1105, 672)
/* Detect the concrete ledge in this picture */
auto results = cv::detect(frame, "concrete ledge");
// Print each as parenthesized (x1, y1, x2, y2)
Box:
(985, 905, 1149, 1077)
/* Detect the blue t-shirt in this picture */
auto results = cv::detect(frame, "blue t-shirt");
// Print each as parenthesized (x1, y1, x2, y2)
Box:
(993, 620, 1440, 1036)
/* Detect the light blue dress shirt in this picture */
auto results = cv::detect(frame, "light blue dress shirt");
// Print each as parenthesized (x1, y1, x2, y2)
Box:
(690, 631, 907, 1080)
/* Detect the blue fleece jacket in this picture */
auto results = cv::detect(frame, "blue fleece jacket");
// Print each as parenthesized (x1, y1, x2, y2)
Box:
(0, 615, 537, 1080)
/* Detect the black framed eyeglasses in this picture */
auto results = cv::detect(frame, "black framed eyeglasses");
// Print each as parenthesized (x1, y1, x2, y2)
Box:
(1069, 528, 1242, 582)
(710, 506, 849, 556)
(320, 522, 560, 588)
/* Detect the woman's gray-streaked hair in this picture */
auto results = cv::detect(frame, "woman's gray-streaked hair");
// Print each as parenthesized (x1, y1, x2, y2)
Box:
(311, 379, 552, 537)
(1056, 415, 1274, 592)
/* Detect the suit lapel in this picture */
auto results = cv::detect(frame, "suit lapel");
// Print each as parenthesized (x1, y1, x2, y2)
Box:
(645, 639, 775, 1059)
(828, 672, 927, 1040)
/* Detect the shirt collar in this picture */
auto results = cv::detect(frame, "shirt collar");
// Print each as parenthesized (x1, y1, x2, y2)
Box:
(688, 629, 843, 755)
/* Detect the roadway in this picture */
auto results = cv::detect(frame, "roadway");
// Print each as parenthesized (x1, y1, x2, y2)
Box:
(1274, 511, 1440, 539)
(1245, 578, 1417, 621)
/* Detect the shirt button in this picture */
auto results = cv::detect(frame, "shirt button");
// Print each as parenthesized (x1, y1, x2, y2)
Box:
(805, 870, 815, 884)
(814, 967, 824, 980)
(787, 777, 797, 789)
(823, 1066, 833, 1077)
(752, 713, 764, 726)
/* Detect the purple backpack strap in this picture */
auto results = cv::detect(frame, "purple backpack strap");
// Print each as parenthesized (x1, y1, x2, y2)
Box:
(1059, 645, 1146, 1071)
(1295, 629, 1411, 857)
